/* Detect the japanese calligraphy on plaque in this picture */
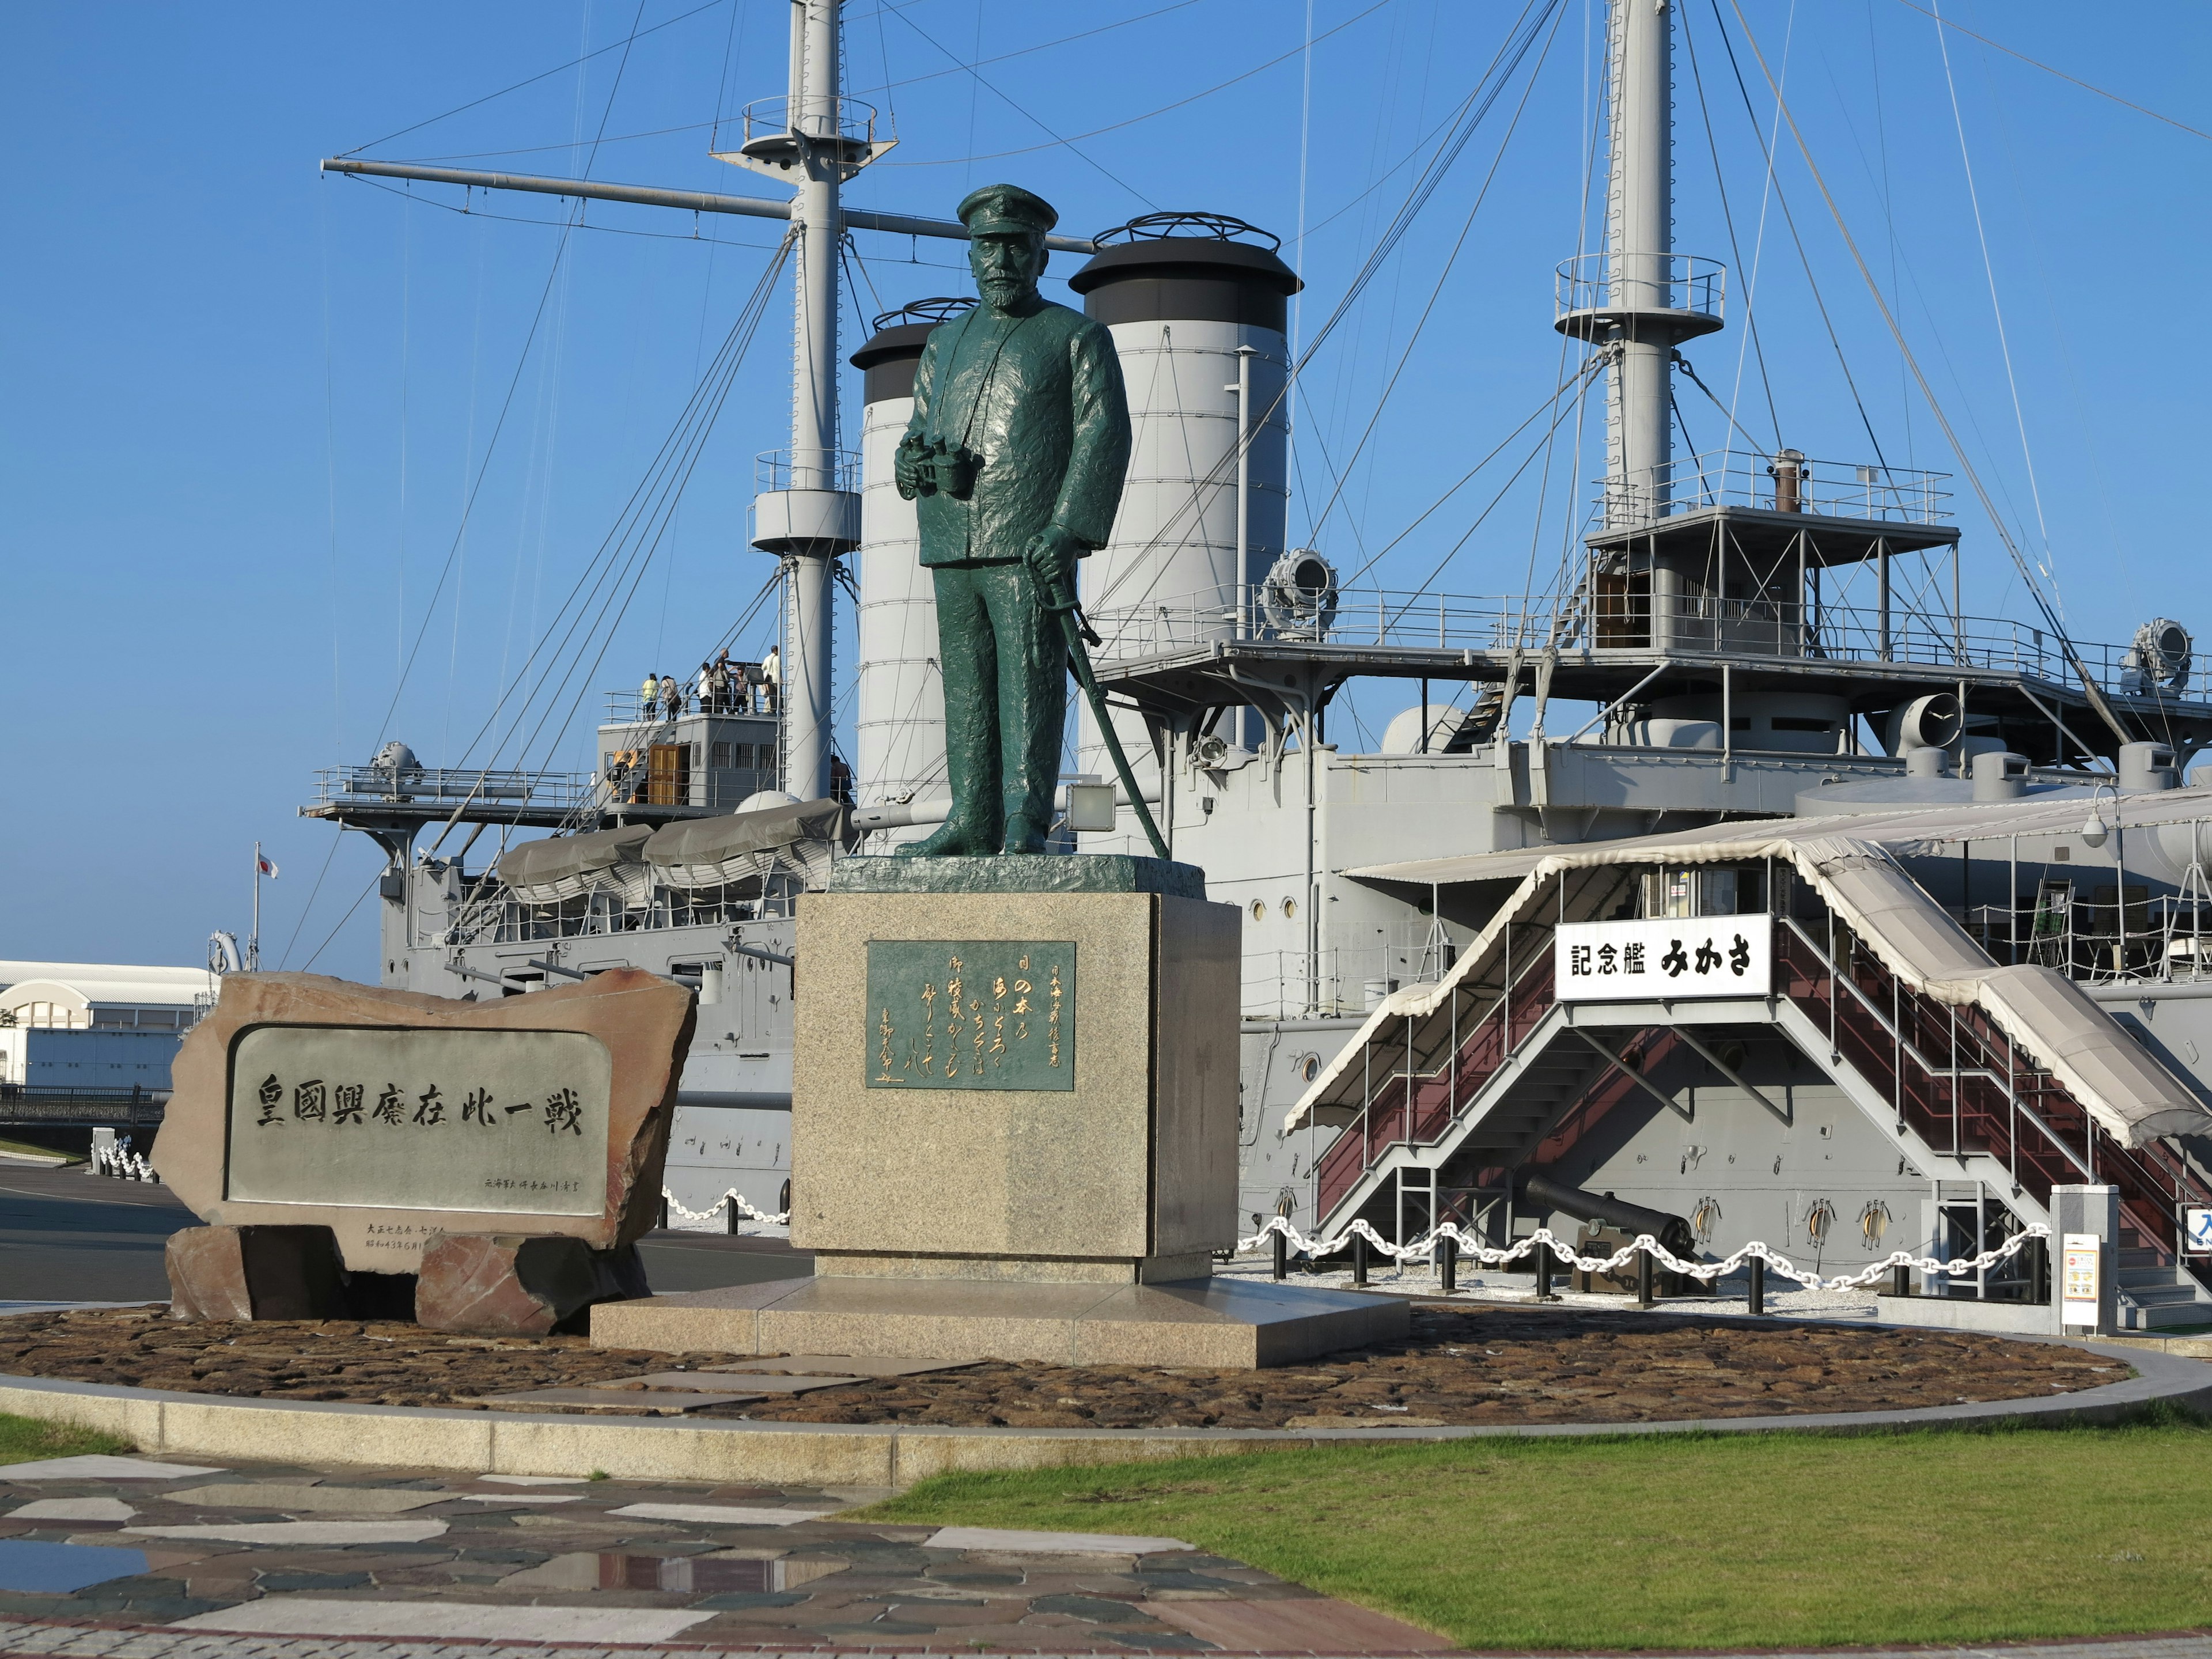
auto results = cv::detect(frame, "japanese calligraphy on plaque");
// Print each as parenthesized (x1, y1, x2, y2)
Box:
(224, 1026, 612, 1214)
(1553, 916, 1771, 1002)
(863, 940, 1075, 1090)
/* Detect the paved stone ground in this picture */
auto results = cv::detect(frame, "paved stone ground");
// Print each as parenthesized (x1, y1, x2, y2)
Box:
(0, 1453, 1452, 1654)
(0, 1306, 2123, 1428)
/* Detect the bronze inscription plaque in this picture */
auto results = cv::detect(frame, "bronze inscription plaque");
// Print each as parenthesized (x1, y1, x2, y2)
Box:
(863, 940, 1075, 1090)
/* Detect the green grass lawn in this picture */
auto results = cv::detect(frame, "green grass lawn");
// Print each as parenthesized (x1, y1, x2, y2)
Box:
(864, 1417, 2212, 1650)
(0, 1413, 128, 1467)
(0, 1137, 76, 1164)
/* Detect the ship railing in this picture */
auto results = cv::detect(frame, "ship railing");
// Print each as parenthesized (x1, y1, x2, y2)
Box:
(1592, 449, 1952, 528)
(754, 448, 859, 494)
(1241, 945, 1457, 1020)
(1577, 582, 2172, 697)
(602, 688, 778, 722)
(1555, 252, 1726, 321)
(1086, 584, 1558, 660)
(314, 765, 593, 808)
(728, 95, 881, 153)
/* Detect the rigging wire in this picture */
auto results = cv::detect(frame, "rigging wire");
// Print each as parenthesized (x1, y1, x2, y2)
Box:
(1385, 368, 1608, 616)
(1304, 0, 1569, 544)
(1890, 0, 2212, 146)
(874, 0, 1388, 173)
(1675, 0, 1781, 450)
(453, 238, 792, 777)
(1721, 0, 2135, 749)
(1931, 0, 2053, 564)
(367, 0, 652, 755)
(338, 0, 730, 158)
(1092, 0, 1564, 612)
(876, 3, 1157, 204)
(1703, 0, 1889, 472)
(1345, 355, 1604, 588)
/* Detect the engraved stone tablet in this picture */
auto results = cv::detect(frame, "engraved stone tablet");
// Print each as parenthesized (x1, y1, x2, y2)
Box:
(156, 970, 692, 1273)
(863, 940, 1074, 1090)
(225, 1027, 612, 1215)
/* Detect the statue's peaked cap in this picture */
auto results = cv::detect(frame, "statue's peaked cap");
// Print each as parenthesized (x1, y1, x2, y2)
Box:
(958, 183, 1058, 238)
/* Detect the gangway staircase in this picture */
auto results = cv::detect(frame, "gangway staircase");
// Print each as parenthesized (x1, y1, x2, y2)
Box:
(1300, 863, 2212, 1330)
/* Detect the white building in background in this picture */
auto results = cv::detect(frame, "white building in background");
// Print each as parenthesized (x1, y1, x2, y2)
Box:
(0, 962, 214, 1096)
(0, 962, 214, 1029)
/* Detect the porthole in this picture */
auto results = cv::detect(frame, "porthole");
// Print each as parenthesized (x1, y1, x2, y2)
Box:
(1300, 1053, 1321, 1083)
(1282, 897, 1298, 920)
(1250, 899, 1268, 921)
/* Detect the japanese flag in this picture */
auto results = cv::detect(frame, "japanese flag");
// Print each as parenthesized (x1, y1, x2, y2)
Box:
(257, 854, 279, 878)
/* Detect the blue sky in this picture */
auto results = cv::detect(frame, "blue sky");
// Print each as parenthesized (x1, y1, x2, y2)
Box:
(4, 0, 2207, 979)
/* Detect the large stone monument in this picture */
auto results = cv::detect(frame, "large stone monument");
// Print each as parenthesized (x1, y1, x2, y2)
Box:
(154, 969, 692, 1333)
(592, 186, 1403, 1367)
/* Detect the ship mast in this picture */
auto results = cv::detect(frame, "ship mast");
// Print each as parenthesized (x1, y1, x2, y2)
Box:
(733, 0, 870, 804)
(1556, 0, 1723, 655)
(1607, 0, 1673, 532)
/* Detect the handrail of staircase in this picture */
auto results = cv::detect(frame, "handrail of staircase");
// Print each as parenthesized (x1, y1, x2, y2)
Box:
(1325, 938, 1560, 1210)
(1775, 912, 2095, 1184)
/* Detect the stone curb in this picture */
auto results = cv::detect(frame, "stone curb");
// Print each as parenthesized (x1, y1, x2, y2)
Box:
(2, 1618, 2212, 1659)
(0, 1336, 2200, 1488)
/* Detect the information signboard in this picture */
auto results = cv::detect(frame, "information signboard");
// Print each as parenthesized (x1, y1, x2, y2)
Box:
(2061, 1232, 2103, 1327)
(1554, 916, 1772, 1002)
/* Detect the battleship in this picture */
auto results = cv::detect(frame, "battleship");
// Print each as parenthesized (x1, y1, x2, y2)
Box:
(305, 1, 2212, 1330)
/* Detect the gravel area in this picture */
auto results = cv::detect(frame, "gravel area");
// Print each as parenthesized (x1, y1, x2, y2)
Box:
(0, 1304, 2123, 1428)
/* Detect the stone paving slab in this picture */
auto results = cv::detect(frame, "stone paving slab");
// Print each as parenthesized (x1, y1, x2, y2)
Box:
(0, 1457, 1355, 1652)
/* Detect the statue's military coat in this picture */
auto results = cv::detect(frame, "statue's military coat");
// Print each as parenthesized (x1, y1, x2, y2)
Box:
(905, 301, 1130, 565)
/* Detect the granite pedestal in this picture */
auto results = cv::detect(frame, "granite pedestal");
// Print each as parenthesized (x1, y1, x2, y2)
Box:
(601, 855, 1407, 1366)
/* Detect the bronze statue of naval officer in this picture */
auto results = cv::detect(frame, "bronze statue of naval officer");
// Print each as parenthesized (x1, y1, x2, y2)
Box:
(895, 183, 1132, 857)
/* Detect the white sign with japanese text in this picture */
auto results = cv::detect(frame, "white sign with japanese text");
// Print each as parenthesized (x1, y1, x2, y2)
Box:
(225, 1025, 612, 1215)
(1554, 916, 1771, 1002)
(2061, 1232, 2103, 1326)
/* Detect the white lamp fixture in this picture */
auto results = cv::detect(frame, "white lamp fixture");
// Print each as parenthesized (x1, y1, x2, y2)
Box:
(2081, 781, 2117, 849)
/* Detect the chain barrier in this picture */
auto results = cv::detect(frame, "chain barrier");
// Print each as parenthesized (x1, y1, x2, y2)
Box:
(660, 1187, 790, 1227)
(1235, 1215, 2051, 1294)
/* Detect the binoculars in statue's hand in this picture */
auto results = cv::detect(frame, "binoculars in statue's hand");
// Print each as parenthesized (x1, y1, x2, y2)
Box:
(901, 434, 981, 500)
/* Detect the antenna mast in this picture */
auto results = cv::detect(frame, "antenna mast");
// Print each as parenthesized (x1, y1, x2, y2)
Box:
(1608, 0, 1674, 529)
(724, 0, 889, 802)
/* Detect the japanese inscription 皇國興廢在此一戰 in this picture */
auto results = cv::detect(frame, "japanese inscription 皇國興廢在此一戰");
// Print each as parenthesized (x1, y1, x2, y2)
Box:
(223, 1025, 612, 1214)
(864, 939, 1074, 1091)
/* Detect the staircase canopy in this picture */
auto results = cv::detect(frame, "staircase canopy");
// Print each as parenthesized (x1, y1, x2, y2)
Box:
(1297, 800, 2212, 1147)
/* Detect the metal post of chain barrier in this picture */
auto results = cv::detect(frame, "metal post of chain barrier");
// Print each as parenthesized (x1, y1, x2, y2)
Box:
(1891, 1262, 1911, 1297)
(1748, 1254, 1766, 1316)
(1272, 1230, 1287, 1281)
(1534, 1241, 1556, 1301)
(657, 1196, 670, 1229)
(1440, 1233, 1458, 1294)
(725, 1195, 741, 1235)
(1351, 1230, 1370, 1286)
(1637, 1245, 1655, 1308)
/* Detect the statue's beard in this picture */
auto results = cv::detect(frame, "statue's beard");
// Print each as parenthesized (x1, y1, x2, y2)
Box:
(980, 275, 1032, 308)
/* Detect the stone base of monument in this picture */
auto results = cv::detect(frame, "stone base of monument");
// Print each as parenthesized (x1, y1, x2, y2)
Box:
(594, 855, 1407, 1368)
(418, 1232, 650, 1336)
(165, 1224, 354, 1321)
(592, 1273, 1406, 1367)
